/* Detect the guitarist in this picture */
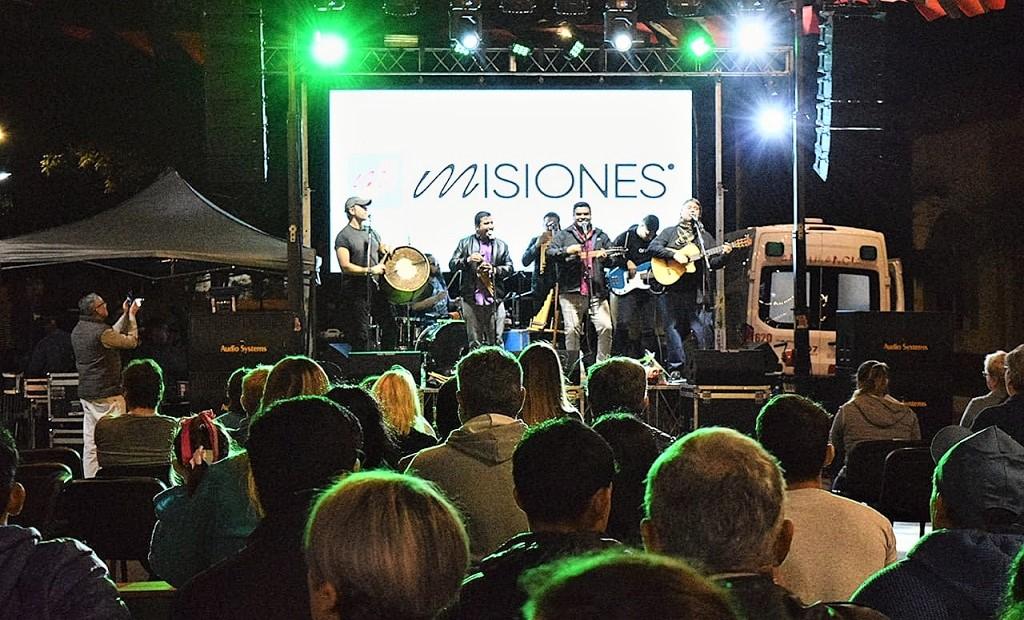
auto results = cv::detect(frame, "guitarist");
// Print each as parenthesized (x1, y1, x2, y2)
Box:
(334, 196, 397, 351)
(546, 201, 614, 362)
(648, 198, 733, 376)
(449, 211, 514, 349)
(610, 214, 661, 358)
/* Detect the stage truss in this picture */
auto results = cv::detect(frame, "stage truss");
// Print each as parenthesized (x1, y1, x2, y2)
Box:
(263, 46, 792, 78)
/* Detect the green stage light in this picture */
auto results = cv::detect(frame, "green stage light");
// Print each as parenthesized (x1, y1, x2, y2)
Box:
(688, 34, 711, 59)
(511, 42, 532, 56)
(311, 30, 350, 67)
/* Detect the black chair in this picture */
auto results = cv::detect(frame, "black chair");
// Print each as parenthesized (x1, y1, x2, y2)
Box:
(833, 439, 925, 504)
(97, 463, 172, 486)
(10, 462, 73, 537)
(20, 447, 84, 480)
(57, 477, 167, 581)
(878, 447, 935, 536)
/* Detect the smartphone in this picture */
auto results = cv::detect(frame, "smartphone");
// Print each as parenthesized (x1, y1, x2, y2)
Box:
(133, 298, 144, 307)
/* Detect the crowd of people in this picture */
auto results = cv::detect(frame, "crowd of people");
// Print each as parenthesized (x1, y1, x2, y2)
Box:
(5, 327, 1024, 618)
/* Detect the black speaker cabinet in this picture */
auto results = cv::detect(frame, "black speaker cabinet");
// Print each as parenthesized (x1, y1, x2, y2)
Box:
(688, 350, 769, 386)
(319, 349, 426, 385)
(836, 311, 954, 371)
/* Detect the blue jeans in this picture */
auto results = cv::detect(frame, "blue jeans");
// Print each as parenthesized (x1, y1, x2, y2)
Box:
(659, 291, 712, 372)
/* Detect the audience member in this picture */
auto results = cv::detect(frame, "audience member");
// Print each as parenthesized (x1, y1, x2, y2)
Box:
(1003, 545, 1024, 620)
(71, 292, 140, 477)
(853, 425, 1024, 619)
(259, 355, 330, 413)
(0, 427, 130, 618)
(831, 360, 921, 486)
(517, 342, 580, 426)
(586, 356, 673, 447)
(24, 316, 75, 378)
(174, 395, 363, 619)
(216, 367, 251, 445)
(456, 417, 620, 619)
(94, 358, 177, 471)
(434, 378, 461, 441)
(373, 367, 437, 460)
(404, 346, 529, 561)
(592, 411, 662, 546)
(149, 411, 248, 587)
(305, 471, 469, 620)
(521, 550, 738, 620)
(961, 350, 1009, 428)
(643, 428, 885, 619)
(756, 394, 896, 602)
(239, 365, 271, 421)
(326, 384, 394, 469)
(973, 345, 1024, 445)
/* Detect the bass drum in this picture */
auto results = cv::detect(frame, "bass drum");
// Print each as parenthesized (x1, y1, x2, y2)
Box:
(382, 246, 430, 304)
(416, 320, 468, 375)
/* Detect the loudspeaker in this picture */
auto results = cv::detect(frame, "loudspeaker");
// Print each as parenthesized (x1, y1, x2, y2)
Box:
(319, 349, 426, 385)
(189, 312, 298, 372)
(688, 350, 768, 386)
(836, 311, 954, 371)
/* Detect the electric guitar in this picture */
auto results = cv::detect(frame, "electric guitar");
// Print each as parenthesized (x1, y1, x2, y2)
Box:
(606, 261, 662, 296)
(651, 236, 752, 286)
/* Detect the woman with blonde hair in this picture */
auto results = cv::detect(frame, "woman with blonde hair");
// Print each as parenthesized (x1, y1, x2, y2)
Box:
(373, 366, 436, 461)
(518, 341, 579, 426)
(830, 360, 921, 489)
(305, 471, 470, 620)
(259, 356, 330, 414)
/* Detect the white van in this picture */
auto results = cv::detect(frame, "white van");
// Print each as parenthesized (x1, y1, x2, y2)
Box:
(724, 220, 905, 377)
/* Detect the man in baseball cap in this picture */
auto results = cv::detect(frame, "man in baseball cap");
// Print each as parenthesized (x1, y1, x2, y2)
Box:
(853, 425, 1024, 619)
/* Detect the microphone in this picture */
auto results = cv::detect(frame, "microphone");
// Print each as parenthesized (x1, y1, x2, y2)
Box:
(486, 230, 495, 240)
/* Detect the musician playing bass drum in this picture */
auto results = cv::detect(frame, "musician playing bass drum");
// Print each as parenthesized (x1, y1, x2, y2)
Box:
(334, 196, 397, 351)
(546, 201, 614, 362)
(449, 211, 514, 349)
(648, 198, 733, 377)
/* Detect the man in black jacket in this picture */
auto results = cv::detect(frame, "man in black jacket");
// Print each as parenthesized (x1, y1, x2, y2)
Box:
(648, 198, 731, 375)
(449, 211, 514, 349)
(546, 202, 614, 361)
(455, 417, 620, 619)
(609, 214, 660, 358)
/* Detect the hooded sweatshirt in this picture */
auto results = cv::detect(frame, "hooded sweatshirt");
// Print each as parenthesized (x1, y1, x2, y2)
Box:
(853, 528, 1024, 620)
(0, 525, 130, 620)
(831, 393, 921, 456)
(405, 414, 529, 561)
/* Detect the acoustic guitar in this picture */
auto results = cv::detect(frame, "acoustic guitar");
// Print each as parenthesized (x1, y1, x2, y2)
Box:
(650, 236, 752, 286)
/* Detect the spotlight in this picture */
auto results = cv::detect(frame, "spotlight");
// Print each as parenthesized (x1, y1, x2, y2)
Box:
(554, 0, 591, 16)
(735, 16, 772, 54)
(0, 171, 10, 183)
(604, 0, 637, 52)
(666, 0, 702, 17)
(313, 0, 345, 10)
(756, 105, 789, 137)
(510, 42, 533, 57)
(383, 0, 419, 16)
(449, 0, 483, 52)
(500, 0, 537, 14)
(687, 33, 712, 58)
(310, 30, 350, 67)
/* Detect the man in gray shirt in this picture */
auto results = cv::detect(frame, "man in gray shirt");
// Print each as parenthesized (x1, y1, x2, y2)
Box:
(334, 196, 396, 351)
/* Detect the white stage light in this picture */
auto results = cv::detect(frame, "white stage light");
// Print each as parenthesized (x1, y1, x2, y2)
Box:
(756, 106, 789, 137)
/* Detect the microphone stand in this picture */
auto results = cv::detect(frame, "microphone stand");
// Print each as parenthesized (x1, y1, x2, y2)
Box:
(692, 218, 713, 351)
(364, 221, 377, 351)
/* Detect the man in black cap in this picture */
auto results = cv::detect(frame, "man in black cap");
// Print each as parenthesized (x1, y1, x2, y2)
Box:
(334, 196, 396, 351)
(852, 425, 1024, 619)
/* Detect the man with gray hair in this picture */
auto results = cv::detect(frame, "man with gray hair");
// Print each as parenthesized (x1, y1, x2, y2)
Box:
(71, 292, 139, 477)
(972, 344, 1024, 445)
(960, 349, 1008, 427)
(642, 428, 884, 619)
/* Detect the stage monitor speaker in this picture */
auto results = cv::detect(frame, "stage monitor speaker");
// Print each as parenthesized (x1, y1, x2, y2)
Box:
(319, 349, 426, 385)
(688, 350, 768, 386)
(189, 311, 298, 372)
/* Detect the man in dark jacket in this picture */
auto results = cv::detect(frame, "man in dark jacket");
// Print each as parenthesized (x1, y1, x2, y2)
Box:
(0, 427, 130, 619)
(647, 198, 731, 375)
(456, 417, 620, 619)
(609, 214, 660, 358)
(546, 202, 614, 361)
(71, 292, 140, 477)
(643, 428, 885, 619)
(852, 425, 1024, 619)
(173, 396, 362, 620)
(450, 211, 514, 349)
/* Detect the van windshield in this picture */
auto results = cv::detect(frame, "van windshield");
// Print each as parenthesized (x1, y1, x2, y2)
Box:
(758, 267, 879, 330)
